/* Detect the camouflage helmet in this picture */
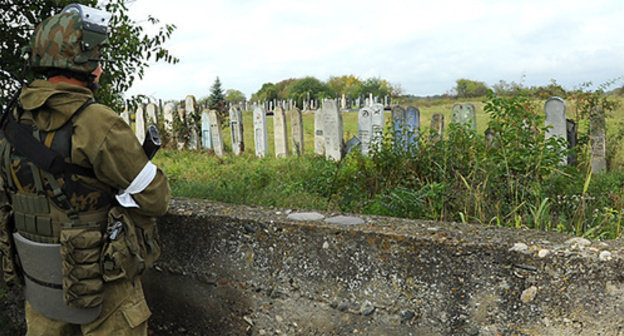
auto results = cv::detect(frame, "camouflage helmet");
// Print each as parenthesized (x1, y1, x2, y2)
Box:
(28, 4, 111, 75)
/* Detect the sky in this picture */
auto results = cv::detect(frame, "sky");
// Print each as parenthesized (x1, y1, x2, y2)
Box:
(124, 0, 624, 101)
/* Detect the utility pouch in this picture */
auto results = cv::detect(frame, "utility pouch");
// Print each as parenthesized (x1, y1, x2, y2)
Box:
(60, 227, 104, 309)
(100, 207, 145, 283)
(0, 204, 21, 286)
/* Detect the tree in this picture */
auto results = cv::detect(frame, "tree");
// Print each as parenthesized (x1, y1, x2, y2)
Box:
(0, 0, 178, 111)
(327, 75, 362, 98)
(252, 82, 278, 103)
(208, 77, 226, 120)
(455, 79, 489, 98)
(287, 77, 333, 108)
(225, 89, 246, 104)
(355, 77, 390, 98)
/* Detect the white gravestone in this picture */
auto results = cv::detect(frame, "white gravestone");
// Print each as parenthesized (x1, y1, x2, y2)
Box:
(431, 112, 444, 142)
(163, 103, 174, 136)
(290, 107, 304, 155)
(185, 95, 199, 150)
(322, 99, 343, 161)
(451, 103, 476, 130)
(358, 106, 373, 156)
(589, 107, 606, 173)
(135, 105, 146, 144)
(146, 103, 158, 125)
(201, 109, 212, 149)
(371, 103, 385, 151)
(208, 110, 224, 157)
(314, 109, 325, 156)
(253, 106, 268, 158)
(273, 105, 289, 158)
(544, 97, 567, 164)
(229, 105, 244, 155)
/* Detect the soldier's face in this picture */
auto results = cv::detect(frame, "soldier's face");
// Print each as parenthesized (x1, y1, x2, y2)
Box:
(92, 64, 103, 84)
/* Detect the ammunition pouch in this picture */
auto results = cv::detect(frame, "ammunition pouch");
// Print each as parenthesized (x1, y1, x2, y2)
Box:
(100, 207, 160, 283)
(0, 204, 21, 286)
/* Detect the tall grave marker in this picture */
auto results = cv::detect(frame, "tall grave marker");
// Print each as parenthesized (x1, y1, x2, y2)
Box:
(358, 106, 373, 156)
(430, 113, 444, 142)
(201, 109, 212, 149)
(290, 107, 304, 155)
(451, 103, 476, 130)
(135, 105, 146, 143)
(208, 110, 224, 157)
(253, 106, 268, 158)
(273, 105, 289, 158)
(371, 103, 385, 150)
(229, 105, 244, 155)
(185, 95, 199, 150)
(544, 97, 567, 164)
(146, 103, 158, 125)
(314, 109, 325, 156)
(322, 99, 343, 161)
(590, 107, 607, 173)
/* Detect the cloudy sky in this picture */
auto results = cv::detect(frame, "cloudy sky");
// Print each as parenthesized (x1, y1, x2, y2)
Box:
(124, 0, 624, 101)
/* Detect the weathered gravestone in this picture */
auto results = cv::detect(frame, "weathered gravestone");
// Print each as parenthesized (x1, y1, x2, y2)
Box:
(566, 119, 577, 166)
(392, 105, 420, 150)
(273, 105, 289, 158)
(590, 107, 607, 173)
(371, 103, 385, 150)
(358, 106, 373, 156)
(391, 105, 405, 147)
(290, 107, 304, 155)
(120, 109, 131, 125)
(314, 108, 325, 156)
(135, 105, 146, 143)
(185, 95, 199, 150)
(229, 105, 244, 155)
(253, 106, 268, 158)
(201, 109, 212, 149)
(208, 110, 224, 157)
(451, 103, 476, 130)
(341, 94, 347, 111)
(146, 103, 158, 125)
(405, 106, 420, 146)
(544, 97, 567, 164)
(322, 99, 343, 161)
(163, 103, 174, 137)
(430, 112, 444, 142)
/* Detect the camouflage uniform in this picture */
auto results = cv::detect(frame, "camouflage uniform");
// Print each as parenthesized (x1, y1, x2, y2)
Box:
(0, 6, 170, 336)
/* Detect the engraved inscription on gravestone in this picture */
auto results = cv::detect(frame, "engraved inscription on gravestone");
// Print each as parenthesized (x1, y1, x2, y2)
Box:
(273, 105, 289, 158)
(253, 106, 269, 158)
(451, 103, 476, 130)
(371, 103, 385, 150)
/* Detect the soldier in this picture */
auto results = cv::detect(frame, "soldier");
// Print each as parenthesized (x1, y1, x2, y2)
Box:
(0, 4, 170, 335)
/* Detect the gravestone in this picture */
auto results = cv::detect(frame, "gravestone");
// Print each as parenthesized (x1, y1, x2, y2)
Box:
(322, 99, 343, 161)
(314, 108, 325, 156)
(590, 107, 606, 173)
(229, 105, 244, 155)
(120, 109, 131, 125)
(135, 105, 146, 143)
(341, 94, 347, 110)
(146, 103, 158, 125)
(405, 106, 420, 148)
(371, 103, 385, 150)
(451, 103, 476, 130)
(358, 106, 373, 156)
(345, 135, 361, 154)
(290, 107, 304, 155)
(273, 105, 289, 158)
(544, 97, 567, 164)
(185, 95, 199, 150)
(253, 106, 268, 158)
(163, 103, 174, 136)
(208, 110, 224, 157)
(430, 113, 444, 142)
(391, 106, 405, 148)
(566, 119, 577, 166)
(201, 109, 212, 149)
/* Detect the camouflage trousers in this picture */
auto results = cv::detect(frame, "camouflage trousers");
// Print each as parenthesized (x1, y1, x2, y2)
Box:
(25, 277, 150, 336)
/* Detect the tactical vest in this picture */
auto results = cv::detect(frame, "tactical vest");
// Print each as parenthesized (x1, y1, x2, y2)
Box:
(0, 100, 113, 323)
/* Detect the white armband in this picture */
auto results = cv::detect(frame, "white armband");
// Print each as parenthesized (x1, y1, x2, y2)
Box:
(115, 161, 157, 208)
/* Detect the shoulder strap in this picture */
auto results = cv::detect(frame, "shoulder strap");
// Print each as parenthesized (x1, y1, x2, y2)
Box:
(3, 100, 96, 178)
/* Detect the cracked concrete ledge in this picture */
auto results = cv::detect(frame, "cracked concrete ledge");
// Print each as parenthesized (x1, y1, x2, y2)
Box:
(3, 197, 624, 335)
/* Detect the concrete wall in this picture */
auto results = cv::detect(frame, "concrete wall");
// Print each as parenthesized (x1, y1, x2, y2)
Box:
(3, 198, 624, 335)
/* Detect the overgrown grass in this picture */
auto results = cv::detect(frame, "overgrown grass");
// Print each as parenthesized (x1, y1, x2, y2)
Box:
(154, 93, 624, 240)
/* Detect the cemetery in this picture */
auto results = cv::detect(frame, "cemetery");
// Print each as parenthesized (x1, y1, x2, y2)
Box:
(2, 92, 624, 335)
